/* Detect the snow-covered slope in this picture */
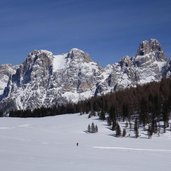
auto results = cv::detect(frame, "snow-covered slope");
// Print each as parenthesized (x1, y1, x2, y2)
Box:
(0, 48, 103, 111)
(0, 64, 16, 95)
(0, 39, 171, 112)
(94, 39, 168, 94)
(0, 113, 171, 171)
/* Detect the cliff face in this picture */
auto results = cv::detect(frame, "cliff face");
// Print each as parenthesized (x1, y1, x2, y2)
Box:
(0, 39, 170, 113)
(0, 48, 103, 112)
(0, 64, 16, 95)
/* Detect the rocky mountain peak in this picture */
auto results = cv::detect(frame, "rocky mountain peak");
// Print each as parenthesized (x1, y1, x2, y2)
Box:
(11, 50, 54, 87)
(28, 50, 53, 58)
(136, 39, 166, 61)
(0, 40, 171, 113)
(67, 48, 92, 62)
(22, 50, 53, 73)
(0, 64, 15, 74)
(0, 64, 16, 95)
(119, 56, 132, 67)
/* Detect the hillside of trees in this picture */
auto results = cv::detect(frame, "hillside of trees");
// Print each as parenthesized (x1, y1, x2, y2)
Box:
(7, 77, 171, 137)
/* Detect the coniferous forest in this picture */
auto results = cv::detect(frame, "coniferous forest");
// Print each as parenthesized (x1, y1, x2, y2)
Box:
(8, 77, 171, 137)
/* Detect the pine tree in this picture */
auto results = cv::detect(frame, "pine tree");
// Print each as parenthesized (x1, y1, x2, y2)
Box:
(99, 110, 105, 120)
(162, 100, 169, 133)
(139, 97, 148, 126)
(91, 122, 95, 133)
(122, 103, 129, 121)
(152, 119, 158, 134)
(115, 122, 121, 137)
(107, 117, 112, 126)
(88, 124, 91, 133)
(134, 119, 139, 138)
(112, 120, 116, 131)
(0, 110, 3, 117)
(148, 125, 153, 139)
(87, 123, 98, 133)
(129, 122, 132, 130)
(90, 109, 96, 117)
(157, 126, 160, 136)
(109, 106, 116, 121)
(95, 125, 98, 133)
(125, 122, 128, 128)
(122, 128, 126, 137)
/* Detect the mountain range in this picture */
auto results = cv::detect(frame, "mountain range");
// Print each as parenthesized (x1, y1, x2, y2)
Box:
(0, 39, 170, 113)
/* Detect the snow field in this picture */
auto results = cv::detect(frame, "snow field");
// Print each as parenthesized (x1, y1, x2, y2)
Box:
(53, 54, 67, 71)
(0, 114, 171, 171)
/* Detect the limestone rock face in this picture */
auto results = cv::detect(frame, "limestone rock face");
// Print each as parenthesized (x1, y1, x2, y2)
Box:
(0, 48, 103, 112)
(94, 39, 168, 94)
(137, 39, 165, 57)
(135, 39, 166, 66)
(0, 64, 16, 95)
(0, 39, 171, 113)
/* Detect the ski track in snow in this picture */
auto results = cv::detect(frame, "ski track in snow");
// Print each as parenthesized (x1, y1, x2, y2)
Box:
(0, 127, 11, 130)
(18, 124, 30, 128)
(93, 146, 171, 153)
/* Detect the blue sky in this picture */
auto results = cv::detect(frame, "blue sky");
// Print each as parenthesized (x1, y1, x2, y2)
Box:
(0, 0, 171, 66)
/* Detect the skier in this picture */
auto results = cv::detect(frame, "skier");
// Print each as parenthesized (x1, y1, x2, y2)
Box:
(76, 142, 79, 146)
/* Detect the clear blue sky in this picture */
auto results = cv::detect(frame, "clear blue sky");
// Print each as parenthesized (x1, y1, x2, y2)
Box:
(0, 0, 171, 66)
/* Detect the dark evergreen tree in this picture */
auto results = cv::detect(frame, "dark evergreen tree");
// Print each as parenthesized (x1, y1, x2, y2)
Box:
(122, 103, 129, 121)
(125, 122, 128, 128)
(109, 106, 116, 122)
(162, 100, 169, 133)
(134, 119, 139, 138)
(139, 97, 148, 126)
(115, 122, 121, 137)
(107, 117, 112, 126)
(99, 110, 106, 120)
(129, 122, 132, 130)
(95, 125, 98, 133)
(112, 120, 116, 131)
(87, 123, 98, 133)
(91, 122, 95, 133)
(122, 128, 126, 137)
(147, 125, 153, 139)
(88, 124, 91, 133)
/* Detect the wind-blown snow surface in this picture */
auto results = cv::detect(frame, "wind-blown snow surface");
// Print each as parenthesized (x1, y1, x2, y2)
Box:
(53, 54, 67, 71)
(0, 114, 171, 171)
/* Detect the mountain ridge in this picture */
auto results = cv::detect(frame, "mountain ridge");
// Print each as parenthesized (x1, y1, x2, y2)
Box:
(0, 39, 170, 113)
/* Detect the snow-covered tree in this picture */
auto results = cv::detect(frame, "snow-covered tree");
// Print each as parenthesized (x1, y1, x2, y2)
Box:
(87, 123, 98, 133)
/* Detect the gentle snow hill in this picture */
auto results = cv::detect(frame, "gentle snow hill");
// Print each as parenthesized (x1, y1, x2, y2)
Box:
(0, 114, 171, 171)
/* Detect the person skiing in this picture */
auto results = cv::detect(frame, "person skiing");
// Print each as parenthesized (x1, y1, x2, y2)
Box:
(76, 142, 79, 146)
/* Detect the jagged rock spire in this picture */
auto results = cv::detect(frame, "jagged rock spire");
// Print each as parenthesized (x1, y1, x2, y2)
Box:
(136, 39, 166, 61)
(0, 40, 170, 113)
(67, 48, 92, 62)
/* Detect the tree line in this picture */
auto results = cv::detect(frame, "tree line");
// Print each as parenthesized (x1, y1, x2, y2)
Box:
(8, 77, 171, 136)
